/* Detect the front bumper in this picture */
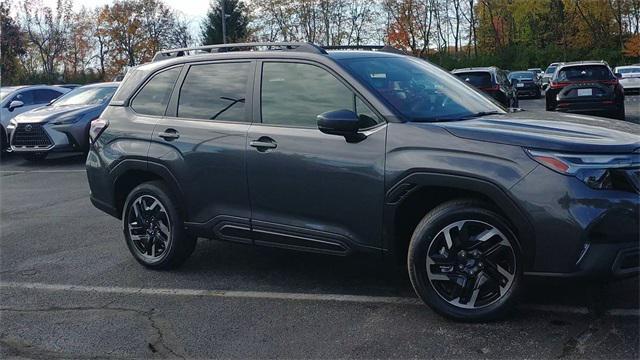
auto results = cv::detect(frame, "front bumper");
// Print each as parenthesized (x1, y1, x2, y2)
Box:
(510, 165, 639, 279)
(9, 121, 89, 154)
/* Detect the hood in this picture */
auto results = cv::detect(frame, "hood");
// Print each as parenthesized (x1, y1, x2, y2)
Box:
(437, 111, 640, 154)
(14, 104, 104, 124)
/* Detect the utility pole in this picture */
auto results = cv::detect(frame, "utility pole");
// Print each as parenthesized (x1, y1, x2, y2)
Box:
(221, 0, 227, 44)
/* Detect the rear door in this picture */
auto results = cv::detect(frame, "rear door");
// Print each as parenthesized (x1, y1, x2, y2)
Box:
(149, 60, 255, 242)
(246, 60, 387, 254)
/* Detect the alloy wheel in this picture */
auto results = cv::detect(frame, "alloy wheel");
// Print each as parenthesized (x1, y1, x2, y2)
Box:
(426, 219, 516, 309)
(127, 194, 172, 261)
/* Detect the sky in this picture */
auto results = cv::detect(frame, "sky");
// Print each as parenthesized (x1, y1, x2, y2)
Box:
(38, 0, 213, 39)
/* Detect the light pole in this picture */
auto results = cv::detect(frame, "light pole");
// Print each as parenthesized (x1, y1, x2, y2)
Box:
(221, 0, 227, 44)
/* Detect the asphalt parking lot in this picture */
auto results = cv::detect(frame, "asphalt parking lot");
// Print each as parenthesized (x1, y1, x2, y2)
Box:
(1, 97, 639, 359)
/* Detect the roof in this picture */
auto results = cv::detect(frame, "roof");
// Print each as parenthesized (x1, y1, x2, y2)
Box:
(559, 60, 609, 67)
(451, 67, 498, 73)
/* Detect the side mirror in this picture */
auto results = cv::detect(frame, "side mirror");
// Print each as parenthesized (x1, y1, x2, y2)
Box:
(317, 110, 365, 142)
(8, 100, 24, 112)
(615, 73, 623, 79)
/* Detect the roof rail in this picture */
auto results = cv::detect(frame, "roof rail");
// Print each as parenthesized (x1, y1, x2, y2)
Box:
(323, 45, 407, 55)
(152, 42, 327, 62)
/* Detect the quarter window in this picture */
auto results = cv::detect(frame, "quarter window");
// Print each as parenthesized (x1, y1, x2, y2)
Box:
(177, 62, 250, 122)
(131, 67, 181, 116)
(261, 62, 379, 128)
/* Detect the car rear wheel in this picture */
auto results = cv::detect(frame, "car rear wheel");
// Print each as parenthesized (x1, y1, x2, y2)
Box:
(408, 199, 522, 321)
(123, 181, 196, 269)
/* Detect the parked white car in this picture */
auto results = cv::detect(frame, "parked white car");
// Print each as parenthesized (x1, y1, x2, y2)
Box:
(615, 65, 640, 95)
(1, 85, 70, 151)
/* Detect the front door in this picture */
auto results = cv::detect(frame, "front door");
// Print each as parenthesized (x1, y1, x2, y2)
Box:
(246, 61, 387, 254)
(149, 61, 255, 243)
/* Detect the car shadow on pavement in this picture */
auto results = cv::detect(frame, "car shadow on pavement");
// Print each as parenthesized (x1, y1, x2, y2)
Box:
(172, 238, 638, 311)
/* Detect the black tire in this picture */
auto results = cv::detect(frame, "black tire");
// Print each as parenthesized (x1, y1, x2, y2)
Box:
(23, 153, 47, 162)
(407, 199, 523, 322)
(123, 181, 196, 269)
(614, 104, 626, 120)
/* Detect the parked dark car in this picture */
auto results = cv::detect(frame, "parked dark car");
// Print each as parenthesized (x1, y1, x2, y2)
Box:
(87, 43, 639, 322)
(9, 82, 119, 161)
(545, 61, 625, 120)
(452, 67, 519, 108)
(508, 71, 542, 98)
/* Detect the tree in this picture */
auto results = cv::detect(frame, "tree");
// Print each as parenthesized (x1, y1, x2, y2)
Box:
(624, 34, 640, 61)
(201, 0, 250, 45)
(22, 0, 73, 82)
(0, 1, 26, 85)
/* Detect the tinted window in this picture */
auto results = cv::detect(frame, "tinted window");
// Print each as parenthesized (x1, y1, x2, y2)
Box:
(556, 65, 614, 81)
(34, 89, 63, 103)
(545, 66, 557, 75)
(509, 71, 535, 81)
(261, 62, 354, 127)
(131, 67, 181, 116)
(617, 67, 640, 75)
(178, 62, 250, 121)
(454, 72, 493, 88)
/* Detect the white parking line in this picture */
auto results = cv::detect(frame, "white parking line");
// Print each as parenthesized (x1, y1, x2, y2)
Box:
(1, 281, 638, 317)
(0, 170, 86, 173)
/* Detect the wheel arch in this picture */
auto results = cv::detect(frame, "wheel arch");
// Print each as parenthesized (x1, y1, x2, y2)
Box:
(111, 159, 186, 220)
(383, 172, 535, 268)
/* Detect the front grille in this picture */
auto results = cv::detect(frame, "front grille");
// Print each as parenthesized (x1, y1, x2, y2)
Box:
(12, 123, 52, 148)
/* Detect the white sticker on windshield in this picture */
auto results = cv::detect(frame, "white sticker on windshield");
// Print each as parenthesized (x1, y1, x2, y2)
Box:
(370, 73, 387, 79)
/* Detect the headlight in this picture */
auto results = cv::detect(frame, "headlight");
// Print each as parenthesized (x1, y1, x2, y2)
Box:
(8, 119, 17, 127)
(526, 149, 640, 191)
(52, 115, 80, 125)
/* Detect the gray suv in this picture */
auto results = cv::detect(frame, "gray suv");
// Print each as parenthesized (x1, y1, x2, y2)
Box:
(87, 43, 640, 321)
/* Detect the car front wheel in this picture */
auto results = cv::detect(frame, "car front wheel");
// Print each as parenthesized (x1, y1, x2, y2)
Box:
(408, 199, 522, 321)
(123, 181, 196, 269)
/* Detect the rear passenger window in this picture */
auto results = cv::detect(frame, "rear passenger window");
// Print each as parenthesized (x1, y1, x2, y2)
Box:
(177, 62, 250, 122)
(131, 67, 181, 116)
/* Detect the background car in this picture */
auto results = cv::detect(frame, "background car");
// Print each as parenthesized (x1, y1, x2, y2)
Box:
(452, 67, 519, 108)
(541, 62, 561, 89)
(545, 61, 625, 119)
(508, 70, 542, 98)
(0, 85, 70, 152)
(527, 68, 544, 79)
(614, 65, 640, 95)
(8, 82, 119, 161)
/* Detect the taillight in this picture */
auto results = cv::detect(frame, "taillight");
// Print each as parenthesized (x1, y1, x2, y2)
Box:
(89, 118, 109, 143)
(549, 82, 569, 89)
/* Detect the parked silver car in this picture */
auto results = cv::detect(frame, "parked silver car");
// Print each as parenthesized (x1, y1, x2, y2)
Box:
(0, 85, 70, 151)
(615, 65, 640, 95)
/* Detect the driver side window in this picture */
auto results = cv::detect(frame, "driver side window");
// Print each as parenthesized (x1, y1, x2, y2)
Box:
(261, 62, 381, 128)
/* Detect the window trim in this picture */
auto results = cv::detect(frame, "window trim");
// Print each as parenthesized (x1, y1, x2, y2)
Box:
(255, 59, 386, 130)
(164, 59, 256, 124)
(129, 65, 184, 118)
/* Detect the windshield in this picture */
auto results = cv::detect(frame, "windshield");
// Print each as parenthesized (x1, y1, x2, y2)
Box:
(545, 66, 557, 75)
(52, 86, 117, 107)
(556, 65, 614, 81)
(337, 57, 504, 122)
(617, 67, 640, 75)
(508, 71, 535, 81)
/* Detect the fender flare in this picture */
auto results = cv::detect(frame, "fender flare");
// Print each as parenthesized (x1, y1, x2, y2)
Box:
(109, 159, 187, 219)
(383, 171, 536, 267)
